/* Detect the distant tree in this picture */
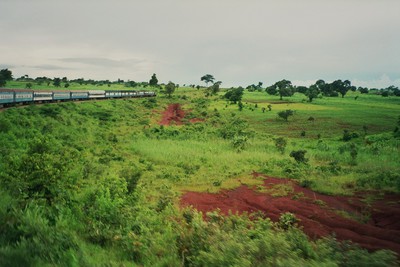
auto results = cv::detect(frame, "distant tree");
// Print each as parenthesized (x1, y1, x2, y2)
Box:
(64, 83, 70, 88)
(149, 73, 158, 87)
(332, 79, 351, 98)
(266, 85, 277, 96)
(53, 77, 61, 87)
(277, 109, 294, 121)
(201, 74, 215, 86)
(305, 84, 320, 102)
(0, 68, 13, 87)
(206, 81, 221, 96)
(164, 81, 176, 97)
(269, 79, 294, 100)
(224, 87, 244, 103)
(296, 86, 308, 94)
(25, 83, 33, 89)
(358, 87, 369, 94)
(126, 81, 137, 88)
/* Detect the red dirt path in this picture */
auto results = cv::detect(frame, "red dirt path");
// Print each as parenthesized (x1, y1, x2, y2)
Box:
(159, 104, 203, 125)
(180, 173, 400, 255)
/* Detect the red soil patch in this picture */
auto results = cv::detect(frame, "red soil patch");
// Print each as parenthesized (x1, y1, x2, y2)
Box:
(180, 173, 400, 255)
(159, 104, 204, 125)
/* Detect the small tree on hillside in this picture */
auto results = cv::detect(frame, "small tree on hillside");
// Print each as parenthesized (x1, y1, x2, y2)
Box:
(206, 81, 221, 96)
(149, 73, 158, 87)
(277, 109, 294, 122)
(305, 84, 320, 102)
(224, 87, 244, 104)
(201, 74, 215, 87)
(53, 77, 61, 87)
(164, 81, 176, 97)
(290, 150, 308, 163)
(0, 68, 13, 87)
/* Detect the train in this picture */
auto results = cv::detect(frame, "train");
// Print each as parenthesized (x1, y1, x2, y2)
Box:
(0, 89, 156, 107)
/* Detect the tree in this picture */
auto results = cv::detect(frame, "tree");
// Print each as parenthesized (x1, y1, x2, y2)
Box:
(332, 79, 351, 98)
(164, 81, 176, 97)
(290, 150, 308, 163)
(0, 68, 13, 87)
(201, 74, 215, 86)
(269, 79, 293, 100)
(277, 109, 294, 121)
(266, 85, 277, 96)
(149, 73, 158, 87)
(224, 87, 244, 103)
(305, 84, 320, 102)
(206, 81, 221, 96)
(53, 77, 61, 87)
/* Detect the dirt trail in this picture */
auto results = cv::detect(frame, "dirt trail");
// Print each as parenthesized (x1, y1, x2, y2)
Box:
(180, 173, 400, 255)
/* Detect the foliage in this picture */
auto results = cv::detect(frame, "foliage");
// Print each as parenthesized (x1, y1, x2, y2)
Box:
(200, 74, 215, 86)
(290, 150, 308, 163)
(277, 109, 294, 121)
(0, 68, 13, 87)
(274, 137, 287, 154)
(224, 87, 244, 103)
(0, 80, 399, 265)
(149, 73, 158, 87)
(164, 81, 176, 97)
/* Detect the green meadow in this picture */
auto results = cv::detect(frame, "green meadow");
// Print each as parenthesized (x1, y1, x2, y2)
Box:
(0, 82, 399, 266)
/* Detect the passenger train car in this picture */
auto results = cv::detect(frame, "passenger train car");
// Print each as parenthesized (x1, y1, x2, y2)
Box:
(0, 89, 156, 107)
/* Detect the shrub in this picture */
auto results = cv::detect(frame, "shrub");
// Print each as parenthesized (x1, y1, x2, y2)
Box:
(278, 212, 299, 230)
(290, 150, 308, 163)
(342, 129, 359, 142)
(274, 137, 287, 154)
(277, 109, 294, 121)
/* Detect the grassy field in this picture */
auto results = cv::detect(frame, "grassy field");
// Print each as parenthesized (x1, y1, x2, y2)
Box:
(0, 81, 399, 265)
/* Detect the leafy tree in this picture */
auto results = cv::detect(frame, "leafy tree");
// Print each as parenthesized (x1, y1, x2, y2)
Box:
(266, 85, 277, 96)
(331, 79, 351, 98)
(277, 109, 294, 121)
(290, 150, 308, 163)
(296, 86, 308, 94)
(200, 74, 215, 86)
(269, 79, 294, 100)
(206, 81, 221, 96)
(224, 87, 244, 103)
(358, 87, 369, 94)
(149, 73, 158, 87)
(53, 77, 61, 87)
(25, 83, 33, 89)
(164, 81, 176, 97)
(305, 84, 320, 102)
(0, 68, 13, 87)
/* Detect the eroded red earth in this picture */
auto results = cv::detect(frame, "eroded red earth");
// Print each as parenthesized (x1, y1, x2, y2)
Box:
(159, 104, 203, 125)
(180, 173, 400, 255)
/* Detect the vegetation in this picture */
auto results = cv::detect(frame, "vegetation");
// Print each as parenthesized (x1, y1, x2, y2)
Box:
(0, 69, 13, 87)
(0, 77, 399, 266)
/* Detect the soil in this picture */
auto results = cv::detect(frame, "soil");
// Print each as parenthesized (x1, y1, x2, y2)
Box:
(159, 104, 203, 125)
(180, 172, 400, 255)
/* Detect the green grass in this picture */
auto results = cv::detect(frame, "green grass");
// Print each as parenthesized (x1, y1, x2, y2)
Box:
(0, 82, 399, 265)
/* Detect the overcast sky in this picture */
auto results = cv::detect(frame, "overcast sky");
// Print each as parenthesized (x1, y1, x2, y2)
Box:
(1, 0, 399, 88)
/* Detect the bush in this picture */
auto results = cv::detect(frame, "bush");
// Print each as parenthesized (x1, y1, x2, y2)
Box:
(290, 150, 308, 164)
(274, 137, 287, 154)
(277, 109, 294, 121)
(278, 212, 299, 230)
(342, 129, 359, 142)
